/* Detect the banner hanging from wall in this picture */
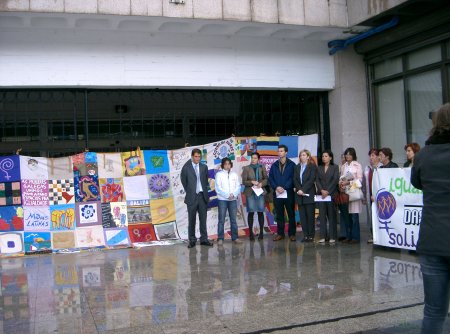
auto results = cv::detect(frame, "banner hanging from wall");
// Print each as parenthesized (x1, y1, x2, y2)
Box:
(372, 168, 423, 250)
(0, 134, 318, 257)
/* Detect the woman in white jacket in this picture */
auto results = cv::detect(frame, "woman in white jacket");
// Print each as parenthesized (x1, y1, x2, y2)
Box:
(215, 157, 242, 245)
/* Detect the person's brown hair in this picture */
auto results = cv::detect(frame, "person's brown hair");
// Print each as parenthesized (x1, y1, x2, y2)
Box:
(404, 143, 421, 153)
(430, 103, 450, 137)
(379, 147, 393, 161)
(368, 148, 379, 156)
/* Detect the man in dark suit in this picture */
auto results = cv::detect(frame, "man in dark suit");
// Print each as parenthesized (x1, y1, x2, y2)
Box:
(181, 148, 213, 248)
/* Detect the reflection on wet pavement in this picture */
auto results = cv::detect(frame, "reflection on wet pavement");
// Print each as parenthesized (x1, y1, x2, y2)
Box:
(0, 236, 437, 333)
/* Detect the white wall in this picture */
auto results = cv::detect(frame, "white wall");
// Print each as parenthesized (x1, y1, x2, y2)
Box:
(0, 25, 335, 89)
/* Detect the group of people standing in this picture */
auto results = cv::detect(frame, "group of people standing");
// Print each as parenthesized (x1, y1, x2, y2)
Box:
(180, 140, 422, 247)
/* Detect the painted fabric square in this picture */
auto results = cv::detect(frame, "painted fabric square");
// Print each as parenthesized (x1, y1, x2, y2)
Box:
(52, 231, 76, 250)
(48, 179, 75, 205)
(121, 151, 146, 176)
(23, 206, 51, 231)
(0, 156, 21, 182)
(24, 232, 51, 254)
(99, 178, 125, 203)
(127, 200, 151, 224)
(234, 137, 257, 162)
(298, 134, 319, 164)
(110, 202, 128, 228)
(104, 228, 131, 248)
(74, 175, 100, 202)
(150, 198, 176, 225)
(168, 147, 193, 172)
(97, 153, 123, 178)
(256, 136, 279, 156)
(0, 206, 24, 231)
(154, 222, 180, 240)
(208, 138, 235, 166)
(170, 171, 185, 197)
(72, 152, 98, 177)
(48, 157, 73, 180)
(76, 226, 105, 248)
(0, 182, 21, 206)
(147, 173, 172, 199)
(128, 224, 156, 243)
(50, 204, 76, 231)
(101, 202, 128, 228)
(143, 150, 170, 174)
(260, 156, 278, 175)
(123, 175, 149, 200)
(0, 232, 24, 256)
(21, 179, 49, 206)
(19, 156, 49, 180)
(76, 202, 101, 227)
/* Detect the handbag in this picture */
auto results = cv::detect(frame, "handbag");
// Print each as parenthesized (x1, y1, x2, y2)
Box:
(345, 180, 364, 202)
(332, 190, 349, 205)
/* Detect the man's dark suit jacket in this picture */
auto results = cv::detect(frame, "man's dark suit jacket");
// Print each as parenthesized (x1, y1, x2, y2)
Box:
(180, 159, 209, 205)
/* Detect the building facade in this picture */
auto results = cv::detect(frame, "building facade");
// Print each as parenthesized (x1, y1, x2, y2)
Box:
(1, 0, 448, 165)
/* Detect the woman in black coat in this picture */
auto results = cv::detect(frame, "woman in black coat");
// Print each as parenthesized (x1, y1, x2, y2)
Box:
(316, 150, 339, 244)
(294, 149, 317, 242)
(411, 103, 450, 334)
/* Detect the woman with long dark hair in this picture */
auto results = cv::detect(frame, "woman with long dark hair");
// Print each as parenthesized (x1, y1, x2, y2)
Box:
(316, 150, 339, 243)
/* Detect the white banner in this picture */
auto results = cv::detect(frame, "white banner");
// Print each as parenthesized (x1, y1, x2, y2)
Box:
(372, 168, 423, 250)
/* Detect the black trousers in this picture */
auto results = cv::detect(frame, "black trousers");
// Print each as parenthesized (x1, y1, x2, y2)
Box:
(187, 192, 208, 243)
(273, 190, 296, 237)
(299, 203, 315, 239)
(318, 202, 337, 240)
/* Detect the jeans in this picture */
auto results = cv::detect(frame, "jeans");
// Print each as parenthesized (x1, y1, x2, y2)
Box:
(338, 204, 360, 241)
(217, 200, 238, 241)
(420, 255, 450, 334)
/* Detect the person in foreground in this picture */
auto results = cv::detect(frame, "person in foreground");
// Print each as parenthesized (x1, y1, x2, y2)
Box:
(181, 148, 213, 248)
(269, 145, 296, 241)
(215, 157, 242, 245)
(411, 103, 450, 334)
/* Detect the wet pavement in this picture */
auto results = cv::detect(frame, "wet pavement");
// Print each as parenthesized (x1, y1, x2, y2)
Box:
(0, 229, 446, 334)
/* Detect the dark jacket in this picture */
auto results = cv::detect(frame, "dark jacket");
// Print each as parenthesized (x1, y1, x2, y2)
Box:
(380, 161, 399, 168)
(411, 131, 450, 257)
(180, 160, 209, 205)
(268, 158, 295, 192)
(316, 164, 339, 197)
(294, 163, 317, 205)
(241, 164, 268, 197)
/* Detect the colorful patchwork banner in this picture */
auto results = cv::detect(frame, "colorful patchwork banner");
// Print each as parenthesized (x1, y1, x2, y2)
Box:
(0, 135, 317, 256)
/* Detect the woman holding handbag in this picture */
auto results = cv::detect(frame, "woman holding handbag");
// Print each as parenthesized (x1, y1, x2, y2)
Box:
(338, 147, 363, 244)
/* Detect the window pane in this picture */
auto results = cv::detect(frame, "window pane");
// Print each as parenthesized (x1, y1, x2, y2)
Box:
(375, 80, 406, 164)
(406, 44, 441, 70)
(373, 56, 402, 79)
(407, 70, 442, 148)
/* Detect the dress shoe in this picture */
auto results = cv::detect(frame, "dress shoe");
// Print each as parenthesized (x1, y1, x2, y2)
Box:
(329, 239, 336, 244)
(289, 235, 296, 242)
(187, 242, 196, 248)
(249, 234, 255, 241)
(273, 235, 285, 241)
(200, 240, 214, 247)
(338, 236, 346, 241)
(318, 238, 326, 244)
(367, 239, 373, 244)
(258, 234, 263, 240)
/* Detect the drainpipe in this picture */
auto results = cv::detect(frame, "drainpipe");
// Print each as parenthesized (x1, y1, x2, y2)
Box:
(328, 16, 399, 55)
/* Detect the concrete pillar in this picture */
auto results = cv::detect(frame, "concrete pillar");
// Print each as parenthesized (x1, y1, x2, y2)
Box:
(328, 47, 369, 168)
